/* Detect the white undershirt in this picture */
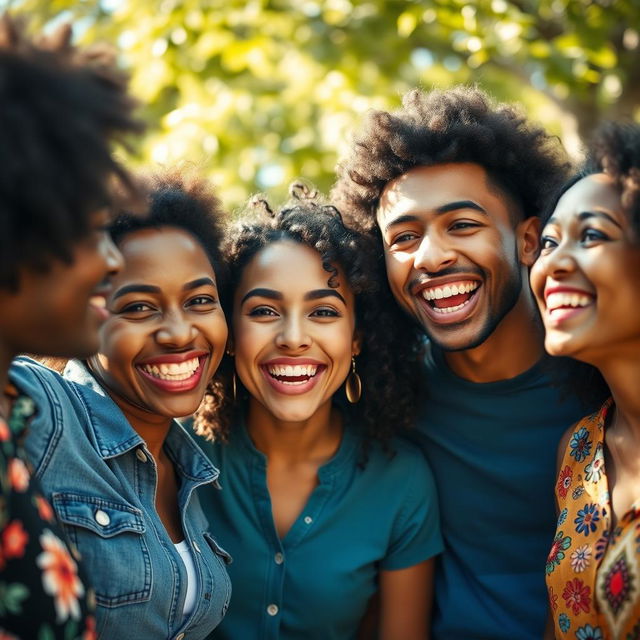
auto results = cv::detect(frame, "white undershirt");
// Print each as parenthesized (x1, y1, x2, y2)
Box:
(174, 540, 197, 617)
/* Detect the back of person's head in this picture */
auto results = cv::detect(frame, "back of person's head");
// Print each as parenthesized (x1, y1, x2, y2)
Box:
(332, 85, 571, 233)
(0, 14, 143, 291)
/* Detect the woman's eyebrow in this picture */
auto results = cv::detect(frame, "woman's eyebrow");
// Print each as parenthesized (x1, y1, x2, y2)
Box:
(240, 288, 283, 305)
(112, 283, 161, 300)
(304, 289, 346, 305)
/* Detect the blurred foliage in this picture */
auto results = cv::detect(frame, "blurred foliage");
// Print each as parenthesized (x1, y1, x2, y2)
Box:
(7, 0, 640, 209)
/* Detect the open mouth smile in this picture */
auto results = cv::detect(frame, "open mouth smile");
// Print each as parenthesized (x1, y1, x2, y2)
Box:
(260, 360, 326, 395)
(415, 279, 481, 323)
(137, 352, 209, 392)
(544, 288, 595, 325)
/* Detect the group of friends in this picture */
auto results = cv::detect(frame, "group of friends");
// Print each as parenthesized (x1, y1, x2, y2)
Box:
(0, 13, 638, 640)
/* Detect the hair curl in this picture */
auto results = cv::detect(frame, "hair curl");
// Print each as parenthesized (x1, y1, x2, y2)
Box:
(332, 86, 571, 233)
(0, 14, 143, 290)
(197, 183, 423, 456)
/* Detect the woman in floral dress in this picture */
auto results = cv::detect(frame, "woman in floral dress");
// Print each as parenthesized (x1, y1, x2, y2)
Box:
(531, 122, 640, 639)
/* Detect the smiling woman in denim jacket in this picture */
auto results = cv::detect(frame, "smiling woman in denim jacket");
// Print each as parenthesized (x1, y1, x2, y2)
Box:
(10, 171, 232, 640)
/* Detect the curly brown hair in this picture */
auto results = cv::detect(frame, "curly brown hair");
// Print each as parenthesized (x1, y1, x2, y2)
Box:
(0, 14, 143, 290)
(195, 183, 423, 454)
(331, 86, 571, 233)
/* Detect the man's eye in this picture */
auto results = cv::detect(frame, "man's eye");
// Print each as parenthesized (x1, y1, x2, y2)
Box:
(449, 221, 479, 231)
(393, 232, 418, 244)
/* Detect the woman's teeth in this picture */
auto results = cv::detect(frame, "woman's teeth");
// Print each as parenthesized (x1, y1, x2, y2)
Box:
(268, 364, 318, 378)
(140, 357, 200, 380)
(267, 364, 319, 385)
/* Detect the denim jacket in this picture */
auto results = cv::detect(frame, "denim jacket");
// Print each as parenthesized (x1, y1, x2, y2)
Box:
(10, 357, 232, 640)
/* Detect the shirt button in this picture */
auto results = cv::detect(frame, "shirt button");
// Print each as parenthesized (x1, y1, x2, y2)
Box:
(267, 604, 279, 616)
(303, 516, 313, 524)
(193, 541, 201, 553)
(135, 449, 148, 463)
(274, 552, 284, 565)
(95, 510, 110, 526)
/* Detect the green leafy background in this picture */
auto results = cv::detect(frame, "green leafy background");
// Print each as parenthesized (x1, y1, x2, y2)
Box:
(6, 0, 640, 209)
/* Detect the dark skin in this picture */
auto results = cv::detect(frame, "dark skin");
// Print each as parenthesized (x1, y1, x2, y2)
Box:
(532, 174, 640, 639)
(87, 227, 228, 543)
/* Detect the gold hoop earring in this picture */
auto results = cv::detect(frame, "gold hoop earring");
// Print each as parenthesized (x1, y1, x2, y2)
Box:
(345, 356, 362, 404)
(232, 371, 238, 402)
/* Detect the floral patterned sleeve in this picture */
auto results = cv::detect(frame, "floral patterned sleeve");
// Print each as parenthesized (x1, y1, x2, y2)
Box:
(0, 392, 96, 640)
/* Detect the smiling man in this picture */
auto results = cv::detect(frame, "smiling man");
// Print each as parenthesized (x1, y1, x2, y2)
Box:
(333, 87, 595, 639)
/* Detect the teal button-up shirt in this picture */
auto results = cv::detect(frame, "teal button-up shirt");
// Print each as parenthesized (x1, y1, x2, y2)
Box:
(198, 417, 442, 640)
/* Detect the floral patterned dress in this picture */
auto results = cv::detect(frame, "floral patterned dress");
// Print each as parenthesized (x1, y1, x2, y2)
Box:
(0, 386, 96, 639)
(546, 398, 640, 639)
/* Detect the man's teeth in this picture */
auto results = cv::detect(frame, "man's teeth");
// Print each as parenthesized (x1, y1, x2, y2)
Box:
(432, 299, 472, 314)
(546, 292, 593, 311)
(422, 281, 479, 301)
(141, 356, 200, 380)
(267, 364, 318, 378)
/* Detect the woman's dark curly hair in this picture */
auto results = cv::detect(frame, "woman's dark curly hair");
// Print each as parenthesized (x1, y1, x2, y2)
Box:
(0, 15, 143, 291)
(107, 169, 230, 440)
(331, 86, 571, 233)
(197, 183, 423, 454)
(539, 121, 640, 408)
(110, 169, 228, 292)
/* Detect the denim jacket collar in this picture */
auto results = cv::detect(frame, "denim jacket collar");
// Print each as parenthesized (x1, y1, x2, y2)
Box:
(64, 360, 218, 484)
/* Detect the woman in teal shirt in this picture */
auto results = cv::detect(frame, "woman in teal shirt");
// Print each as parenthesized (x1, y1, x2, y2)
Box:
(198, 186, 442, 639)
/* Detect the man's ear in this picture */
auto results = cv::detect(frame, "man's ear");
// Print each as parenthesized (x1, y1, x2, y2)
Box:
(517, 216, 540, 267)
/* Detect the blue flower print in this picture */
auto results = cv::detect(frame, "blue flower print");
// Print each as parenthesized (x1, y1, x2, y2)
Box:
(558, 508, 568, 526)
(576, 624, 603, 640)
(558, 612, 571, 632)
(569, 427, 592, 462)
(575, 503, 600, 536)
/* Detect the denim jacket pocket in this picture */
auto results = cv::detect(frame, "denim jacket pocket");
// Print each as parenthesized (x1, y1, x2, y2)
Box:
(52, 492, 152, 608)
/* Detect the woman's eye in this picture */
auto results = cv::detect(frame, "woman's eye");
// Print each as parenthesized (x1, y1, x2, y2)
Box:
(582, 228, 608, 243)
(540, 236, 558, 251)
(188, 295, 217, 307)
(248, 306, 277, 317)
(311, 307, 340, 318)
(121, 302, 153, 313)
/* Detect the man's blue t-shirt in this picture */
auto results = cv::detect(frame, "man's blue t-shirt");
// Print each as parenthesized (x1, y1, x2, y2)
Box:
(409, 346, 588, 640)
